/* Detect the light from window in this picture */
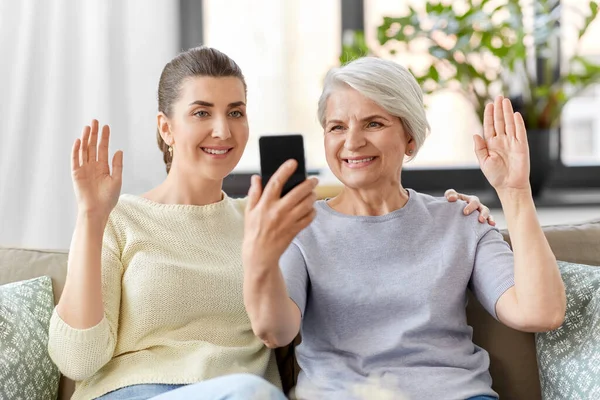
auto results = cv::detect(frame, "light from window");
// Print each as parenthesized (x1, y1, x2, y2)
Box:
(365, 0, 481, 169)
(560, 0, 600, 166)
(203, 0, 341, 171)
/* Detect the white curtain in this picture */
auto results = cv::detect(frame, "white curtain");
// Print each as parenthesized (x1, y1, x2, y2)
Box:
(0, 0, 179, 250)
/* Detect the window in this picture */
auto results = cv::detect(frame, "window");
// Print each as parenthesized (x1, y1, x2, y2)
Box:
(184, 0, 600, 195)
(362, 0, 600, 193)
(560, 0, 600, 166)
(364, 0, 481, 169)
(202, 0, 341, 171)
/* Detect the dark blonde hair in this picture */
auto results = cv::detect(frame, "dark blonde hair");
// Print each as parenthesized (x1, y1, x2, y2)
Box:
(156, 46, 247, 173)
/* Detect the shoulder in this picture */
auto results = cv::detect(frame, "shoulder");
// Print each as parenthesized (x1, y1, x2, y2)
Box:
(410, 190, 473, 221)
(409, 189, 495, 242)
(107, 194, 148, 226)
(230, 196, 248, 215)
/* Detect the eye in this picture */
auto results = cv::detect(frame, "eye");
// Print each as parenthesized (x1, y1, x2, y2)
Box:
(229, 110, 244, 118)
(329, 125, 344, 132)
(193, 110, 209, 118)
(367, 121, 382, 128)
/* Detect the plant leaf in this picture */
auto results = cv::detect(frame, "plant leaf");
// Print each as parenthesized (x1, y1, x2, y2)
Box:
(579, 2, 599, 39)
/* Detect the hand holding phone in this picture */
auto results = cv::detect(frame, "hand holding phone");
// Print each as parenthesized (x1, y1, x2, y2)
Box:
(259, 134, 307, 197)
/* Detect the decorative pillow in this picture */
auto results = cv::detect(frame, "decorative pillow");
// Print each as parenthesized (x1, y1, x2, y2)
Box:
(535, 261, 600, 400)
(0, 276, 60, 400)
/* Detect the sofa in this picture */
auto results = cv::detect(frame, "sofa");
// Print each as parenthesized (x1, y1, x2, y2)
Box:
(1, 218, 599, 400)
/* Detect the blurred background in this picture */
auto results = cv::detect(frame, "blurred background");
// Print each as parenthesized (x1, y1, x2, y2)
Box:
(1, 0, 599, 249)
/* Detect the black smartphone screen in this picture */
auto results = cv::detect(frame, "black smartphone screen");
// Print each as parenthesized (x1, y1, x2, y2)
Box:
(259, 134, 307, 197)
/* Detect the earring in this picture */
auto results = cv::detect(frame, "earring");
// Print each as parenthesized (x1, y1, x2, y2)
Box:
(168, 146, 173, 156)
(408, 149, 414, 155)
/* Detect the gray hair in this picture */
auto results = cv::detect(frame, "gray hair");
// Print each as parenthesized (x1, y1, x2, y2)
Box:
(318, 57, 430, 158)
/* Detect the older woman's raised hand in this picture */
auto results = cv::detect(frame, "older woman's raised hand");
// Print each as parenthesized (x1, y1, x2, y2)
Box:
(473, 96, 531, 195)
(243, 160, 318, 267)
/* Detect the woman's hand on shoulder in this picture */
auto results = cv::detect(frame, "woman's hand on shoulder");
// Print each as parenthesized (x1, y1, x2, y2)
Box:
(71, 120, 123, 221)
(444, 189, 495, 226)
(243, 160, 318, 267)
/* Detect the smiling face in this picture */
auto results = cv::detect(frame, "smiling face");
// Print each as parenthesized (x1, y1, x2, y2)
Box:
(158, 76, 249, 181)
(324, 85, 415, 190)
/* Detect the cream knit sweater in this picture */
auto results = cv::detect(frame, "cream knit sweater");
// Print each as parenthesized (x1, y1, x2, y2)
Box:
(48, 193, 279, 400)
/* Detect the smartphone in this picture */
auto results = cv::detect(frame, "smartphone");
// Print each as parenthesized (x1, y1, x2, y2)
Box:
(259, 134, 307, 197)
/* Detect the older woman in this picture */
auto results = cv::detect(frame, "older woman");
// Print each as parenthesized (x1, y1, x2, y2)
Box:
(243, 57, 566, 400)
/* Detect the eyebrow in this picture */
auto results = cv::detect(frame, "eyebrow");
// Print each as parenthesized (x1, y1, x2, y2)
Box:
(360, 114, 389, 122)
(326, 114, 389, 125)
(188, 100, 246, 108)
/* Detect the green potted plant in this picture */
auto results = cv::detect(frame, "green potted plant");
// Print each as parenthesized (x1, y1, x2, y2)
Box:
(341, 0, 600, 196)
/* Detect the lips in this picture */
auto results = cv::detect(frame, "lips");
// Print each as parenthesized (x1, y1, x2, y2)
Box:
(201, 146, 233, 155)
(344, 156, 375, 164)
(342, 156, 378, 164)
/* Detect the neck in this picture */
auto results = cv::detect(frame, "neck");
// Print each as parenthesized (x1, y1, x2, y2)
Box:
(328, 181, 409, 216)
(145, 164, 224, 206)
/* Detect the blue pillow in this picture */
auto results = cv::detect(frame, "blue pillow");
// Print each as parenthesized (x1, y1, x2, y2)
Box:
(535, 261, 600, 399)
(0, 276, 60, 399)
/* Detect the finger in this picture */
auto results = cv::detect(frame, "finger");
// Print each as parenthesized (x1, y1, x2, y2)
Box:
(111, 150, 124, 181)
(493, 96, 505, 135)
(287, 191, 317, 223)
(488, 214, 496, 227)
(514, 112, 528, 143)
(71, 139, 81, 171)
(444, 188, 458, 202)
(281, 177, 319, 210)
(293, 208, 317, 233)
(483, 103, 495, 141)
(89, 120, 99, 162)
(98, 125, 110, 164)
(502, 98, 516, 138)
(246, 175, 263, 211)
(473, 134, 489, 166)
(463, 196, 481, 215)
(81, 126, 90, 165)
(478, 206, 490, 223)
(263, 159, 298, 201)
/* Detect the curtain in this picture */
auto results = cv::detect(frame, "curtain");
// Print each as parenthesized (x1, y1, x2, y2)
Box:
(0, 0, 179, 249)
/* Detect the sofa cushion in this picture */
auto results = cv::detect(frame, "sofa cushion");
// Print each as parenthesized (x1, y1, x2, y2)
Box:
(501, 218, 600, 266)
(0, 247, 68, 304)
(0, 276, 61, 399)
(467, 291, 541, 399)
(0, 248, 73, 399)
(535, 261, 600, 399)
(469, 219, 600, 400)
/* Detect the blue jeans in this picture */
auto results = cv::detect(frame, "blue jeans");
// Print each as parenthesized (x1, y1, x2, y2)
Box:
(467, 397, 497, 400)
(95, 373, 286, 400)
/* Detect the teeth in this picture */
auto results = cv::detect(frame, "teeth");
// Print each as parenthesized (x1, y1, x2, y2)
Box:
(347, 157, 374, 164)
(203, 148, 229, 155)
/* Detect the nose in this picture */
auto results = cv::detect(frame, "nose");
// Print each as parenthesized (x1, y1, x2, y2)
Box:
(344, 125, 366, 151)
(211, 116, 232, 140)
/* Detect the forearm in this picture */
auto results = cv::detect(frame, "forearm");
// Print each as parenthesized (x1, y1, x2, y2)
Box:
(243, 261, 301, 348)
(56, 212, 107, 329)
(499, 188, 566, 327)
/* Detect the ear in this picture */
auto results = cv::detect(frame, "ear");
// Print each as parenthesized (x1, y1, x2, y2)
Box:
(406, 137, 415, 156)
(157, 112, 174, 146)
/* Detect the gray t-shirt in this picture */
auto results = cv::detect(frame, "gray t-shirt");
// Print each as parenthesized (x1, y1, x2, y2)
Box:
(281, 189, 515, 400)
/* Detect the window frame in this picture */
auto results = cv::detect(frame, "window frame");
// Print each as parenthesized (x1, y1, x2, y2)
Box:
(181, 0, 600, 199)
